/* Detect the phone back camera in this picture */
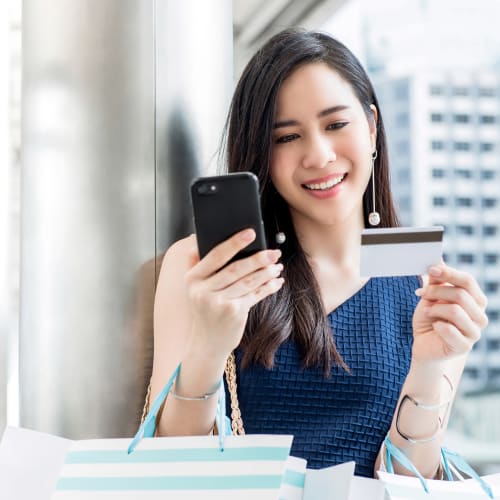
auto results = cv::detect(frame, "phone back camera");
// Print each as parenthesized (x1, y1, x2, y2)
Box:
(197, 184, 218, 195)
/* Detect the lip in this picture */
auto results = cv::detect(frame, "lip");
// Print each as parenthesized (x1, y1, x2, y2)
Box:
(301, 172, 347, 199)
(301, 172, 347, 186)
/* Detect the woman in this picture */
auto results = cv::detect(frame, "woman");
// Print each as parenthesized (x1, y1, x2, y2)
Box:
(148, 29, 488, 479)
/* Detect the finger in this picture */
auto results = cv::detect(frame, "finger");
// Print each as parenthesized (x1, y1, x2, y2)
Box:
(416, 285, 488, 328)
(207, 249, 282, 291)
(425, 303, 481, 343)
(427, 263, 487, 309)
(217, 263, 284, 299)
(433, 321, 476, 355)
(190, 229, 257, 279)
(240, 277, 285, 310)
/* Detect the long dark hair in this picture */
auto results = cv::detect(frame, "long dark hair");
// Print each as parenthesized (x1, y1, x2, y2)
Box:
(222, 29, 399, 375)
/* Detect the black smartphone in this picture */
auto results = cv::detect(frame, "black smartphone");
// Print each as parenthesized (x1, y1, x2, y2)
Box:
(190, 172, 267, 261)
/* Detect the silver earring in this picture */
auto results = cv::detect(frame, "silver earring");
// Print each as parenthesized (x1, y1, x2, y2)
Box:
(368, 150, 380, 226)
(275, 217, 286, 244)
(275, 230, 286, 245)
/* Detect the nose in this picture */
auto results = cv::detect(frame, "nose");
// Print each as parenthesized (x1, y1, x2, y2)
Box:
(301, 132, 336, 169)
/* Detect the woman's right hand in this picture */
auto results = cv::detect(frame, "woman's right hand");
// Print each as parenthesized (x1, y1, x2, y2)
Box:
(185, 228, 284, 358)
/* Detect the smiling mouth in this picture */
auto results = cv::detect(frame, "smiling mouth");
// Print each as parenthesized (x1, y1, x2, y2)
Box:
(303, 174, 346, 191)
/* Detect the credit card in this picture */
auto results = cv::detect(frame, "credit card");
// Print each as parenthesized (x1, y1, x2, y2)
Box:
(360, 226, 444, 278)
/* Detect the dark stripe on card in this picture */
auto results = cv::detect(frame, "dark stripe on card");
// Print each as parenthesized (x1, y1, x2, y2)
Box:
(361, 230, 443, 245)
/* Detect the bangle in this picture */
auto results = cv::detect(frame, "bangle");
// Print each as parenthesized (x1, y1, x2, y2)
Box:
(396, 373, 454, 444)
(169, 382, 221, 401)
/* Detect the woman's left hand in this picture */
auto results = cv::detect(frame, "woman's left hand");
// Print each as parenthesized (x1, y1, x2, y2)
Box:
(412, 263, 488, 362)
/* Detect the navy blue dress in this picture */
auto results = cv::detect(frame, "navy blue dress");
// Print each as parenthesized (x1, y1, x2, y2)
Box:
(225, 276, 420, 477)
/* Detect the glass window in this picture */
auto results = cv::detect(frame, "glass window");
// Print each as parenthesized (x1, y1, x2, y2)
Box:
(485, 254, 499, 265)
(456, 225, 474, 235)
(485, 282, 499, 293)
(395, 83, 408, 99)
(431, 113, 444, 122)
(488, 310, 500, 321)
(453, 87, 469, 96)
(453, 114, 470, 123)
(480, 115, 496, 124)
(455, 169, 473, 179)
(488, 339, 500, 350)
(458, 253, 474, 264)
(464, 367, 479, 378)
(483, 225, 498, 236)
(454, 142, 471, 151)
(432, 140, 445, 150)
(429, 85, 443, 96)
(482, 198, 497, 208)
(433, 196, 446, 206)
(432, 168, 446, 178)
(481, 170, 496, 180)
(479, 88, 496, 97)
(480, 143, 495, 152)
(456, 197, 473, 207)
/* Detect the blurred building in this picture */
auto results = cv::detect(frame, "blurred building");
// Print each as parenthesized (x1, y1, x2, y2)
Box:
(374, 69, 500, 393)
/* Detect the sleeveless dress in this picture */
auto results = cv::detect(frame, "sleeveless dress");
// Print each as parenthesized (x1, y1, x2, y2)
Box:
(225, 275, 420, 478)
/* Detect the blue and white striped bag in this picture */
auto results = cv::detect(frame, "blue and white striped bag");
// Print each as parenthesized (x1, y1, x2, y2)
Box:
(51, 364, 294, 499)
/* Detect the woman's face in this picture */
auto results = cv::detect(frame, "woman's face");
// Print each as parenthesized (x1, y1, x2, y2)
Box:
(270, 62, 377, 230)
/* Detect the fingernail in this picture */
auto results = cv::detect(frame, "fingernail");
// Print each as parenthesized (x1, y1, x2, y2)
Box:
(240, 229, 255, 242)
(268, 249, 281, 262)
(429, 266, 442, 276)
(415, 287, 425, 296)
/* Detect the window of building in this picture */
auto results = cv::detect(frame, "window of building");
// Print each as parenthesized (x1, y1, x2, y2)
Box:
(433, 196, 446, 206)
(429, 85, 443, 96)
(464, 366, 479, 378)
(480, 142, 495, 152)
(481, 170, 496, 180)
(488, 310, 500, 321)
(480, 115, 496, 124)
(485, 254, 499, 265)
(483, 225, 498, 236)
(488, 339, 500, 351)
(454, 142, 471, 151)
(453, 87, 469, 96)
(458, 253, 474, 264)
(396, 141, 409, 154)
(485, 282, 499, 293)
(431, 113, 444, 122)
(453, 114, 470, 123)
(479, 87, 496, 97)
(456, 197, 473, 207)
(432, 140, 445, 150)
(455, 169, 473, 179)
(432, 168, 446, 179)
(482, 198, 497, 208)
(456, 225, 474, 235)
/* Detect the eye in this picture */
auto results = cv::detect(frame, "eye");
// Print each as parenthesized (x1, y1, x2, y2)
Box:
(275, 133, 300, 144)
(326, 122, 348, 130)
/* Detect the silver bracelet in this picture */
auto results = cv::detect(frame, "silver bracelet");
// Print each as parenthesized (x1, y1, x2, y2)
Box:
(396, 373, 454, 444)
(169, 384, 220, 401)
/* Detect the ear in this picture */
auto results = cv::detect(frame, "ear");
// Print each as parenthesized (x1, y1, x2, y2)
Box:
(369, 104, 378, 151)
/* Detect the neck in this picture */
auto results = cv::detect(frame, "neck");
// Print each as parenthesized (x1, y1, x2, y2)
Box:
(291, 208, 365, 270)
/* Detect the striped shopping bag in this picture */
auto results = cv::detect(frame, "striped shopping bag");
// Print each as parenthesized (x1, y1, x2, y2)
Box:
(51, 364, 294, 499)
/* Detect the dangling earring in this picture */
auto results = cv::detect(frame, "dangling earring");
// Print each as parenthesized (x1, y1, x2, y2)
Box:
(368, 150, 380, 226)
(275, 216, 286, 245)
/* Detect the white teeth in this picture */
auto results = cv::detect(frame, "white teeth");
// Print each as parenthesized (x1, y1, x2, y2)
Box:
(305, 174, 345, 190)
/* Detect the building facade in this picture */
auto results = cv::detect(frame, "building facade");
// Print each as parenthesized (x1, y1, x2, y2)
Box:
(374, 70, 500, 392)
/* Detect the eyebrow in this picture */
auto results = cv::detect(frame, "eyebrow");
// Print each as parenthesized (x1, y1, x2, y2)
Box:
(273, 105, 350, 129)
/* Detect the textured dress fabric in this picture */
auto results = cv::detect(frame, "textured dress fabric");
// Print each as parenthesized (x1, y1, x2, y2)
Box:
(225, 275, 420, 477)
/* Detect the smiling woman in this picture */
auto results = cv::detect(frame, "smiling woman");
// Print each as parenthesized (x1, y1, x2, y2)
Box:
(148, 29, 489, 485)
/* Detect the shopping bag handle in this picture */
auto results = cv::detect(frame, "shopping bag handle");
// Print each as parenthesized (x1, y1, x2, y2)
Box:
(128, 363, 226, 454)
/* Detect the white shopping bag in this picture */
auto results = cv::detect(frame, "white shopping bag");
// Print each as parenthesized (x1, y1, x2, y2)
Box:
(378, 470, 500, 499)
(51, 433, 293, 499)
